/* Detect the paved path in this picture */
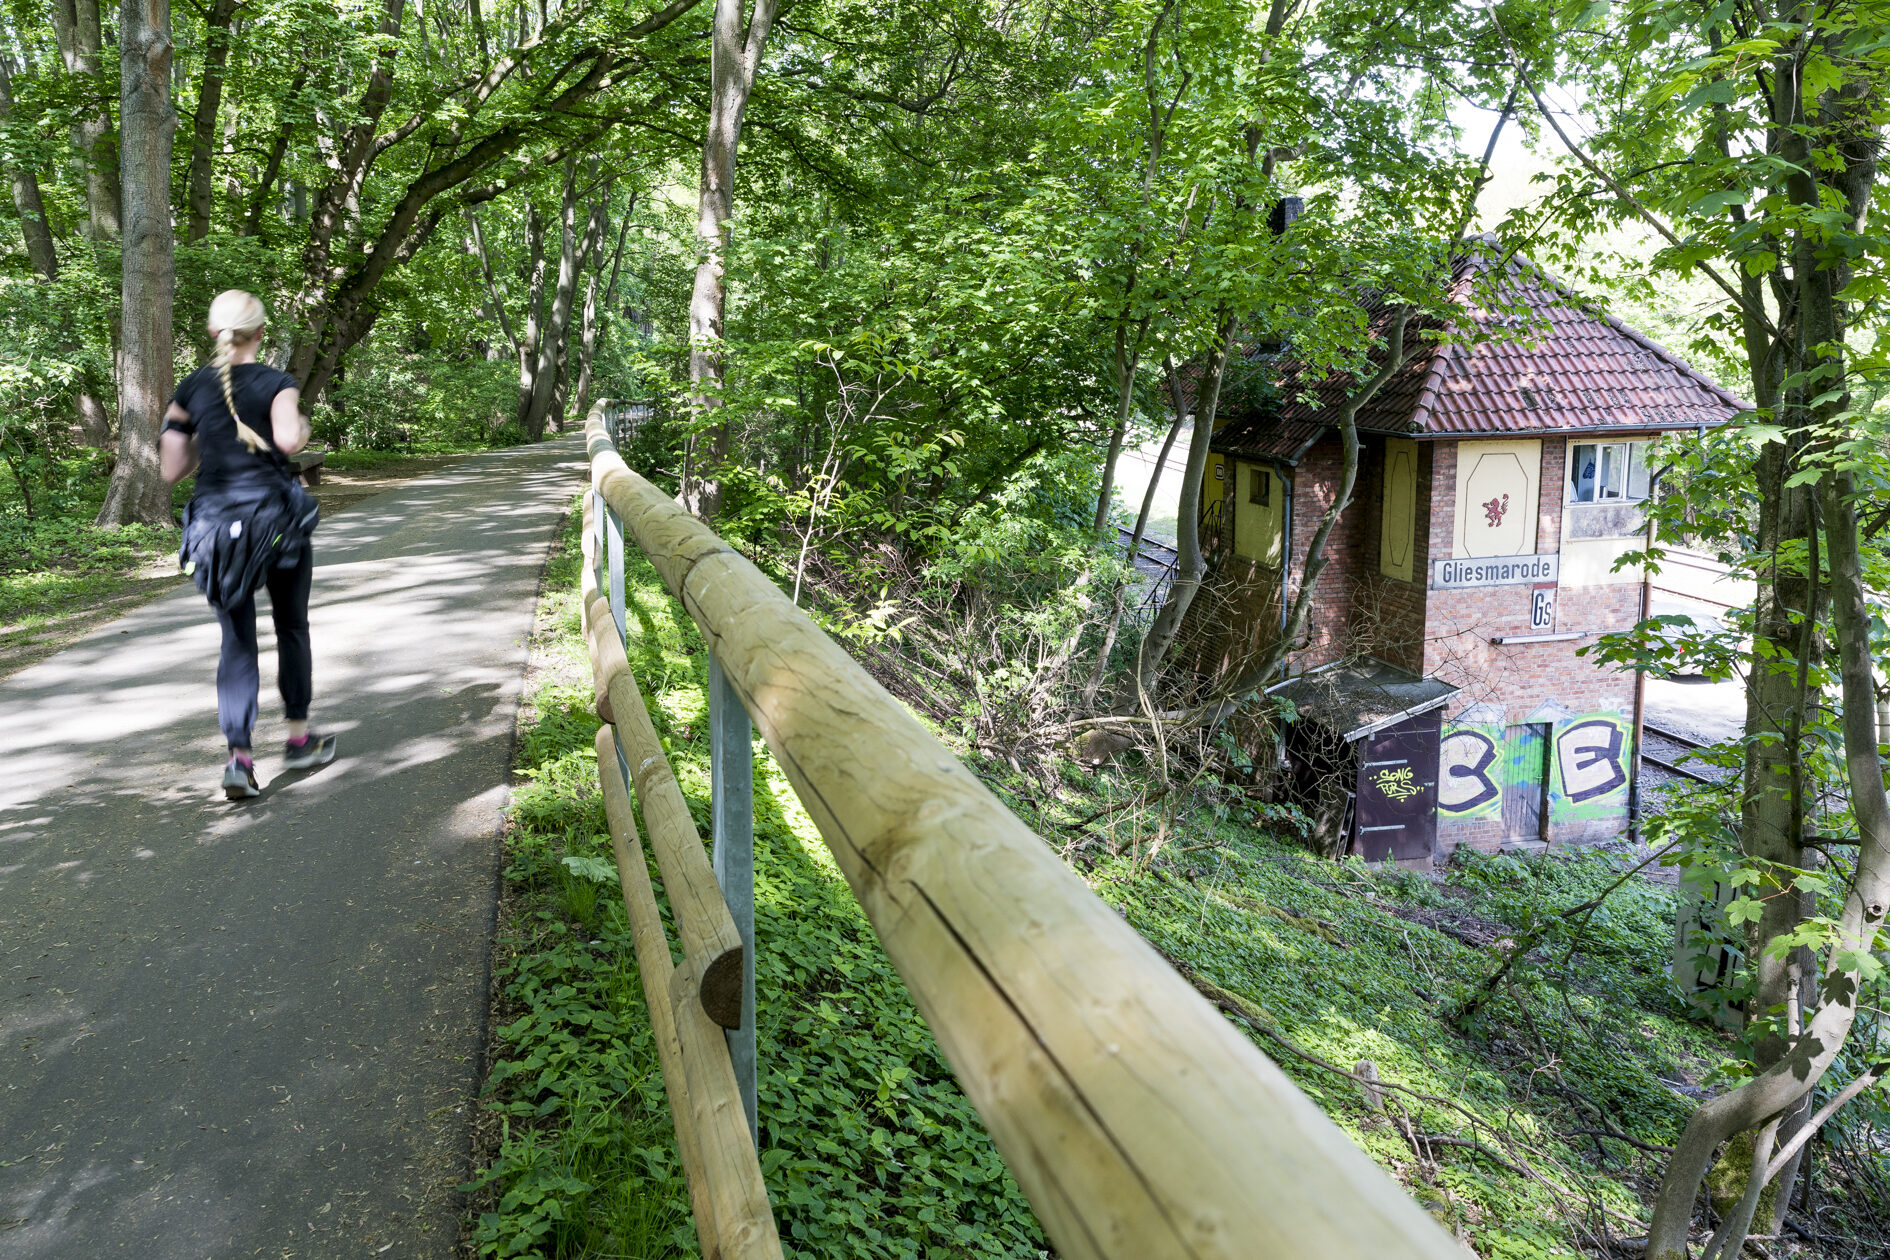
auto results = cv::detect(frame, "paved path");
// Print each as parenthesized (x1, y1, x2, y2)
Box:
(0, 438, 586, 1258)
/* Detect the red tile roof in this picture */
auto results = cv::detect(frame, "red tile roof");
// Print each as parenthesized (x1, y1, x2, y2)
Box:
(1270, 246, 1748, 437)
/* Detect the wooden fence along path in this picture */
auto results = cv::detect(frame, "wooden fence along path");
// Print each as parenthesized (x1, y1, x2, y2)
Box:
(579, 402, 1464, 1259)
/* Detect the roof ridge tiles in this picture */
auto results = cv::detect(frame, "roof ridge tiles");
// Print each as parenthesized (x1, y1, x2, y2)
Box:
(1255, 241, 1747, 437)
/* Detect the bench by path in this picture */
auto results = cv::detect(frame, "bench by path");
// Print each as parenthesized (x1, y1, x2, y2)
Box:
(0, 437, 586, 1257)
(290, 448, 326, 486)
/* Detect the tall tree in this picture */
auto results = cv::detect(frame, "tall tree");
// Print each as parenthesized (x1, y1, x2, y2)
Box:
(521, 157, 601, 438)
(574, 197, 634, 426)
(1497, 4, 1889, 1253)
(98, 0, 176, 526)
(1088, 0, 1191, 537)
(682, 0, 779, 516)
(184, 0, 240, 244)
(514, 203, 546, 428)
(0, 58, 60, 283)
(48, 0, 121, 240)
(1, 52, 112, 447)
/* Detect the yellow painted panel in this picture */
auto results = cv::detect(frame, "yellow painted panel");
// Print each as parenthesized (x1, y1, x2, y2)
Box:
(1559, 538, 1645, 587)
(1453, 439, 1542, 558)
(1378, 438, 1417, 582)
(1232, 461, 1283, 568)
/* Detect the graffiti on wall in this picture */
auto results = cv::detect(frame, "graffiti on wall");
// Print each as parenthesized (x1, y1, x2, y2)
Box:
(1439, 711, 1632, 824)
(1438, 723, 1504, 819)
(1551, 712, 1630, 817)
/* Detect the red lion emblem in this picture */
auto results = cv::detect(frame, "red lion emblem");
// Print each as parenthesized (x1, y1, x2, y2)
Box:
(1482, 493, 1510, 528)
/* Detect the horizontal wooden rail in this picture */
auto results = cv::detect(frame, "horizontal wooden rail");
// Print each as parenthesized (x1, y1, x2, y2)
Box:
(594, 726, 783, 1259)
(581, 494, 745, 1027)
(584, 407, 1463, 1259)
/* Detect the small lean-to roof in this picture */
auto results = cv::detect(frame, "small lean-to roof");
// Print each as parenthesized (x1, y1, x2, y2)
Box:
(1272, 242, 1749, 437)
(1210, 415, 1325, 465)
(1267, 659, 1458, 743)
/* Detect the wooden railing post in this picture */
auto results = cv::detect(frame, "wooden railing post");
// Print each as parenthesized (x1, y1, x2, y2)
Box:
(605, 499, 627, 646)
(709, 651, 758, 1145)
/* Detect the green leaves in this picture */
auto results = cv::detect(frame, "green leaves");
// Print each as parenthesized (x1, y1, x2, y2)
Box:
(560, 853, 620, 884)
(1688, 189, 1746, 216)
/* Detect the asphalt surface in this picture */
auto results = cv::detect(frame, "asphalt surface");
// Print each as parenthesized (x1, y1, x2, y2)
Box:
(0, 437, 586, 1258)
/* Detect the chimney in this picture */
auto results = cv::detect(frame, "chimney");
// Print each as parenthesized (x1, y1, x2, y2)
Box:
(1267, 195, 1304, 236)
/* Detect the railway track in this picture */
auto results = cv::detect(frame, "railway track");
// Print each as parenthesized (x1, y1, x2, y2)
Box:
(1117, 526, 1178, 568)
(1640, 722, 1727, 786)
(1115, 527, 1179, 613)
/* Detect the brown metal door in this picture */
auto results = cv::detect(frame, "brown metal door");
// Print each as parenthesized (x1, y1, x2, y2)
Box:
(1352, 710, 1442, 862)
(1502, 723, 1551, 846)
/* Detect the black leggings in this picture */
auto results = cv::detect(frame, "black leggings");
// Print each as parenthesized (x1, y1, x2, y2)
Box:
(214, 544, 313, 751)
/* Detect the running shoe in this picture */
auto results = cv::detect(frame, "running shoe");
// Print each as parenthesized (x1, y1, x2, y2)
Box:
(283, 732, 338, 770)
(223, 756, 260, 800)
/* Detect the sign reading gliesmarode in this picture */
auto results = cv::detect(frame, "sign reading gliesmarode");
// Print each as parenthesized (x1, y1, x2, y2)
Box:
(1431, 554, 1559, 590)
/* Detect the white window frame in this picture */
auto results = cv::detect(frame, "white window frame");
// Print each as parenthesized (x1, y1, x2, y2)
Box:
(1568, 440, 1653, 504)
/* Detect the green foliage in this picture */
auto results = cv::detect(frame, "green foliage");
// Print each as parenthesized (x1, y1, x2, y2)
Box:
(318, 319, 522, 450)
(1084, 831, 1714, 1256)
(471, 501, 1046, 1258)
(0, 451, 186, 639)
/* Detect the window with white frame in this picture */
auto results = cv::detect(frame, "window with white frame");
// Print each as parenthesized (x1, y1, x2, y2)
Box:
(1568, 440, 1653, 503)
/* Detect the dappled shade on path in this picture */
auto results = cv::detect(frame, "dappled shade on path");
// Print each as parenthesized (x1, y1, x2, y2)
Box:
(0, 439, 585, 1257)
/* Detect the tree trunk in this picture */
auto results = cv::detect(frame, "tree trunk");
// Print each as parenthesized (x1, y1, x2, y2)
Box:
(1726, 422, 1818, 1225)
(466, 208, 521, 357)
(242, 65, 307, 236)
(1646, 58, 1883, 1255)
(468, 0, 490, 59)
(0, 60, 60, 282)
(185, 0, 239, 243)
(549, 203, 606, 431)
(684, 0, 779, 517)
(50, 0, 123, 240)
(524, 159, 598, 439)
(514, 203, 546, 430)
(524, 166, 577, 437)
(97, 0, 176, 528)
(572, 271, 598, 423)
(1643, 467, 1890, 1260)
(1092, 321, 1142, 533)
(573, 198, 635, 423)
(1132, 324, 1231, 698)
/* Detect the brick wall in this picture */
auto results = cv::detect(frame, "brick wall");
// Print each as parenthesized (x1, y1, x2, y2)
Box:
(1427, 436, 1640, 855)
(1423, 438, 1639, 720)
(1539, 437, 1567, 551)
(1352, 437, 1429, 673)
(1282, 434, 1368, 667)
(1194, 430, 1648, 857)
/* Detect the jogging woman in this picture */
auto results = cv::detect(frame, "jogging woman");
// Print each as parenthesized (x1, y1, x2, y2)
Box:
(160, 290, 337, 799)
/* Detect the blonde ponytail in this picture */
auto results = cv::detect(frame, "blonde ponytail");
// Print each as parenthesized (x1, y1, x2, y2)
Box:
(207, 290, 272, 454)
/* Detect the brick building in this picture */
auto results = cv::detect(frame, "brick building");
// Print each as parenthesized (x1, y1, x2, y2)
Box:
(1187, 250, 1744, 861)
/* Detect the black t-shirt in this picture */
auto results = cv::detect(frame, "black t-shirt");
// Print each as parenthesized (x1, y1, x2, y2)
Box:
(168, 362, 299, 492)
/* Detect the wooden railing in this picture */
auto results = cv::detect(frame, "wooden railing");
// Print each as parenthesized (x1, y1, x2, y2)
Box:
(578, 401, 1464, 1259)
